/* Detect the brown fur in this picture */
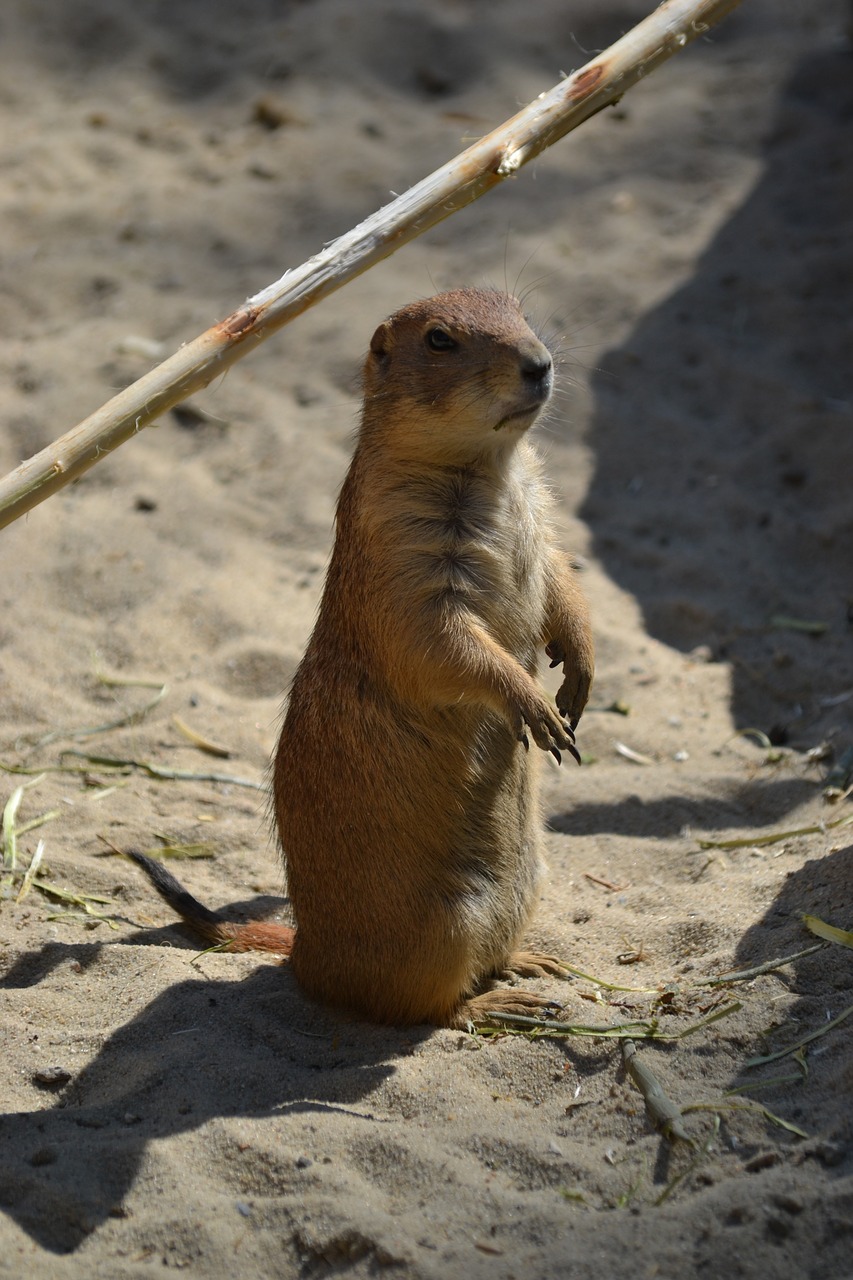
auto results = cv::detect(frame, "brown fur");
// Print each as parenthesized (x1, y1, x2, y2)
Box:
(134, 289, 594, 1028)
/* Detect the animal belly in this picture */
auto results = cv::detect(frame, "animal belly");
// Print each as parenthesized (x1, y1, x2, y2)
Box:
(446, 727, 543, 974)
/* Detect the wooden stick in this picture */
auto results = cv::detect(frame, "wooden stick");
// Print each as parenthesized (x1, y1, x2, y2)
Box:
(621, 1039, 693, 1143)
(0, 0, 744, 530)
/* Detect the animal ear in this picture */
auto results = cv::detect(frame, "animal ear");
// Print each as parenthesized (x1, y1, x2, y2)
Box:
(369, 321, 392, 365)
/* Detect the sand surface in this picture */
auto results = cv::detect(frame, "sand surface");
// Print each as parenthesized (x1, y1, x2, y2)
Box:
(1, 2, 851, 1276)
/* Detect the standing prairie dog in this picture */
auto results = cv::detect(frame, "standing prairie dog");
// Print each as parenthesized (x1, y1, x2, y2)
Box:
(131, 288, 594, 1028)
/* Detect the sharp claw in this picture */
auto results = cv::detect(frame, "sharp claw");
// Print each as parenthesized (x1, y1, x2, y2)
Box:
(550, 747, 562, 766)
(520, 733, 530, 751)
(548, 656, 560, 669)
(557, 712, 576, 741)
(567, 742, 582, 766)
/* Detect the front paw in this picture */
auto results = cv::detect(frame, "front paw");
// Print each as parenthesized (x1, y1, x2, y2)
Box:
(514, 696, 580, 765)
(556, 669, 592, 732)
(546, 637, 594, 731)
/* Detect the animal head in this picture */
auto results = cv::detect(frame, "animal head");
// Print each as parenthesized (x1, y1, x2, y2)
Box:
(363, 288, 553, 464)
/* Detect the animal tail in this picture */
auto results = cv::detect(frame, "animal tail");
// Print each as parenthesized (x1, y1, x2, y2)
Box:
(128, 850, 295, 955)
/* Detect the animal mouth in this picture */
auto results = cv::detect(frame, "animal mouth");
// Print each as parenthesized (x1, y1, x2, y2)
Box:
(495, 411, 531, 431)
(494, 397, 549, 432)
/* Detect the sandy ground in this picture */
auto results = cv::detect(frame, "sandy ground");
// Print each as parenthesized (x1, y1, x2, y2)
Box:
(1, 1, 851, 1276)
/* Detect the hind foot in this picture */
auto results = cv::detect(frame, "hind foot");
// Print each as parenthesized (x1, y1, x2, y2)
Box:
(502, 950, 571, 981)
(454, 986, 563, 1029)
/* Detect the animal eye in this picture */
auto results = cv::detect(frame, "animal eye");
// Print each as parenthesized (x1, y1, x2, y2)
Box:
(425, 327, 457, 353)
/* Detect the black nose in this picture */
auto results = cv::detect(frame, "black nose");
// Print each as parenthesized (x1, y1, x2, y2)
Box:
(520, 350, 553, 391)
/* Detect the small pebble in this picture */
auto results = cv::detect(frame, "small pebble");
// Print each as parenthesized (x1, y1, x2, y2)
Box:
(30, 1147, 58, 1167)
(33, 1066, 71, 1089)
(765, 1211, 793, 1240)
(745, 1150, 782, 1173)
(802, 1139, 845, 1168)
(772, 1193, 804, 1215)
(251, 95, 297, 130)
(610, 190, 636, 213)
(115, 335, 167, 361)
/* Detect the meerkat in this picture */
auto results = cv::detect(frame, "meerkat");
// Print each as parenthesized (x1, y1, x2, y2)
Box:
(131, 287, 594, 1028)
